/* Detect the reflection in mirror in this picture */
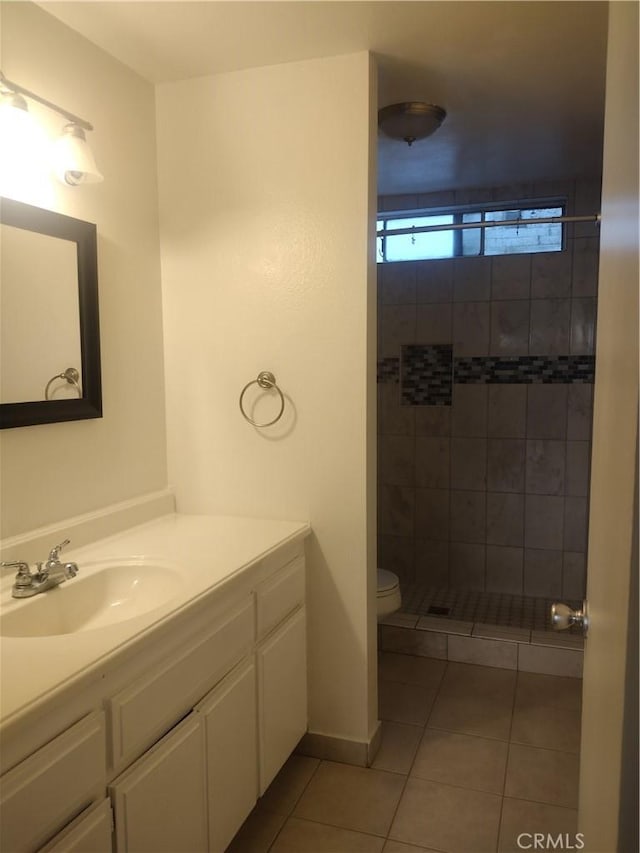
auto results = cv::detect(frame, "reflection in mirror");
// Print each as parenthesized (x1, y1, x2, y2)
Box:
(0, 198, 102, 429)
(1, 224, 82, 403)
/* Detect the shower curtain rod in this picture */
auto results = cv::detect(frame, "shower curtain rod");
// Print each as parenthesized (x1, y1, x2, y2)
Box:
(377, 213, 601, 238)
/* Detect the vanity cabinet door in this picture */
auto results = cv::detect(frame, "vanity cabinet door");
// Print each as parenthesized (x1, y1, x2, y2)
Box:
(196, 659, 258, 853)
(39, 799, 113, 853)
(256, 607, 307, 794)
(109, 713, 207, 853)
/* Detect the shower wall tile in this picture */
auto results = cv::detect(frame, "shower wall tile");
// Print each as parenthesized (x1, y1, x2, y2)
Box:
(486, 546, 524, 594)
(453, 256, 491, 302)
(526, 385, 568, 440)
(572, 238, 600, 297)
(454, 186, 493, 206)
(529, 299, 571, 355)
(380, 193, 420, 211)
(490, 301, 530, 355)
(450, 543, 486, 590)
(415, 437, 450, 489)
(567, 385, 593, 440)
(573, 178, 603, 237)
(377, 357, 401, 384)
(415, 304, 453, 344)
(379, 485, 414, 537)
(417, 189, 456, 208)
(377, 179, 598, 596)
(415, 406, 451, 437)
(565, 442, 591, 497)
(487, 439, 526, 493)
(493, 182, 534, 202)
(415, 489, 450, 542)
(524, 495, 564, 550)
(488, 385, 527, 438)
(487, 493, 525, 547)
(415, 539, 450, 587)
(451, 438, 487, 491)
(453, 302, 491, 355)
(525, 440, 566, 496)
(570, 299, 596, 355)
(450, 490, 486, 544)
(378, 535, 415, 584)
(378, 384, 415, 436)
(491, 254, 531, 301)
(379, 304, 416, 358)
(451, 385, 488, 437)
(416, 259, 453, 303)
(379, 261, 417, 305)
(531, 251, 572, 299)
(378, 435, 415, 486)
(562, 552, 587, 600)
(563, 497, 589, 552)
(524, 549, 563, 598)
(533, 179, 575, 205)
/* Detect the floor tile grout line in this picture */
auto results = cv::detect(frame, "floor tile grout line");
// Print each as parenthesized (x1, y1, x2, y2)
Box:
(264, 757, 324, 852)
(379, 658, 449, 845)
(493, 658, 520, 852)
(267, 812, 391, 842)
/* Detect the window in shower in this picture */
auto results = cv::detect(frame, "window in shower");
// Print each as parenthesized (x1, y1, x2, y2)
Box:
(377, 201, 565, 263)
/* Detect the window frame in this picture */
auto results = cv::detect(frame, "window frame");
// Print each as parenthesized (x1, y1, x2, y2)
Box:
(376, 198, 567, 263)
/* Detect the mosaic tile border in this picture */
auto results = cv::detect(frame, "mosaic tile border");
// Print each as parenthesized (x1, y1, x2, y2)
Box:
(377, 357, 400, 384)
(377, 354, 596, 393)
(401, 345, 453, 406)
(454, 355, 595, 384)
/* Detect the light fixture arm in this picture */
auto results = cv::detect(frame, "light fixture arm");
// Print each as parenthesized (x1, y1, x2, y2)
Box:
(0, 70, 93, 132)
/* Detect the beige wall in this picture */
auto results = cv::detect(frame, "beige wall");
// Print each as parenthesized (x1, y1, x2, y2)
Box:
(156, 53, 378, 745)
(0, 3, 168, 537)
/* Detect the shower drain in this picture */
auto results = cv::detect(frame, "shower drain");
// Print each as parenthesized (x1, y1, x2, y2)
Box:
(426, 605, 451, 617)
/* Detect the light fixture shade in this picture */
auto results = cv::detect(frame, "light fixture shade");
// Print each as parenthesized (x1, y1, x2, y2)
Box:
(0, 91, 51, 199)
(378, 102, 446, 146)
(53, 122, 103, 185)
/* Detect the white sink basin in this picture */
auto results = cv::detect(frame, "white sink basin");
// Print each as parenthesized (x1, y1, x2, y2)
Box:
(0, 560, 182, 638)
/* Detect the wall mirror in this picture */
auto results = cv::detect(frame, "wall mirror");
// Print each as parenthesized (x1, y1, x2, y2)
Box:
(0, 197, 102, 428)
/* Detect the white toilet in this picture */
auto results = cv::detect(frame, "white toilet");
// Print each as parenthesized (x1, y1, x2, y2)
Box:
(377, 569, 402, 619)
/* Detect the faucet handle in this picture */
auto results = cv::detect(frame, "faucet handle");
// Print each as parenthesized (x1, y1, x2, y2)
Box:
(48, 539, 71, 562)
(1, 561, 34, 587)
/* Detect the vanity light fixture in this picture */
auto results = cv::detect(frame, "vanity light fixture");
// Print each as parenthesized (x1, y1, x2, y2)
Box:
(0, 89, 43, 155)
(53, 123, 103, 185)
(0, 70, 103, 186)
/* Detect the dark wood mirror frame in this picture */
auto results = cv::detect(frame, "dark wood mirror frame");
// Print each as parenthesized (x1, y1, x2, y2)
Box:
(0, 198, 102, 429)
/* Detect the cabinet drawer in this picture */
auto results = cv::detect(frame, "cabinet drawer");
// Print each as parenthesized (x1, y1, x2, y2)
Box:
(0, 711, 106, 853)
(256, 556, 305, 641)
(109, 597, 254, 767)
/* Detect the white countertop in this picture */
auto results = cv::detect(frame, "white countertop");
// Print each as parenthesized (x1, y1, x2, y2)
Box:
(0, 513, 310, 728)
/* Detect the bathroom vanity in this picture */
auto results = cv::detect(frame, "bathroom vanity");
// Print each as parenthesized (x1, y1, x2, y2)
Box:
(0, 513, 310, 852)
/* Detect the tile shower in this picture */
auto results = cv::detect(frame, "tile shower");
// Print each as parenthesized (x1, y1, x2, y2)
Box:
(377, 179, 601, 630)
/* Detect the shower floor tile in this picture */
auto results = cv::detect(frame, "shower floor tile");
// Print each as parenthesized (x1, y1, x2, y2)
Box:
(399, 584, 582, 633)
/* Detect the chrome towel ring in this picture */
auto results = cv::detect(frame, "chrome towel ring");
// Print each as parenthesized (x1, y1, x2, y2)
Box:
(239, 371, 285, 427)
(45, 367, 81, 401)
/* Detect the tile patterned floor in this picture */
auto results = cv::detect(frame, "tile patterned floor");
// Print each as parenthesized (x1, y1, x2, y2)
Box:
(227, 656, 582, 853)
(399, 585, 582, 633)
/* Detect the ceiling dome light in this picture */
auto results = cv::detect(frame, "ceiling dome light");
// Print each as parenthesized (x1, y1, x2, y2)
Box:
(53, 122, 103, 186)
(378, 102, 447, 146)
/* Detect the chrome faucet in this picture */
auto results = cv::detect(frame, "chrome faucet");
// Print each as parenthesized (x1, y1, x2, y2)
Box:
(1, 539, 79, 598)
